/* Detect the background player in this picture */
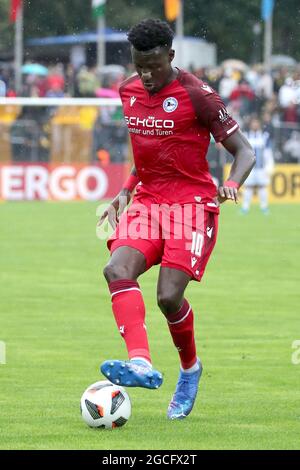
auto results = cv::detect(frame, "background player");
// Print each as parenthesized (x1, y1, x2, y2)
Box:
(241, 116, 275, 214)
(98, 19, 256, 420)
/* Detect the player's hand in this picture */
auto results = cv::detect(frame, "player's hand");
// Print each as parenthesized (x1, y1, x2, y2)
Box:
(97, 189, 132, 230)
(217, 185, 239, 204)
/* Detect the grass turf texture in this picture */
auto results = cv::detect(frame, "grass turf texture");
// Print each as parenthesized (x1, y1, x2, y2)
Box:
(0, 202, 299, 450)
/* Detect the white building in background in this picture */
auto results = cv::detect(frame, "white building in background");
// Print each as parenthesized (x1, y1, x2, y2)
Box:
(26, 30, 216, 71)
(173, 37, 217, 70)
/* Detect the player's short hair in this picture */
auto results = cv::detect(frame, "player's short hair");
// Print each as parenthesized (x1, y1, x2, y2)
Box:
(127, 19, 174, 52)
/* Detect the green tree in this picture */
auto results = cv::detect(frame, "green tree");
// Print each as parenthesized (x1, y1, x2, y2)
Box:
(184, 0, 300, 62)
(0, 0, 13, 55)
(0, 0, 299, 63)
(184, 0, 260, 61)
(22, 0, 162, 39)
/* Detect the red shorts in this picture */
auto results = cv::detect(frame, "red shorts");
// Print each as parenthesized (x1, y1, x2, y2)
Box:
(107, 194, 218, 282)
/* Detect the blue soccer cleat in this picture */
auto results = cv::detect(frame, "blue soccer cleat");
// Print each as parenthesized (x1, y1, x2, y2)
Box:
(100, 359, 163, 389)
(167, 359, 203, 420)
(240, 208, 249, 215)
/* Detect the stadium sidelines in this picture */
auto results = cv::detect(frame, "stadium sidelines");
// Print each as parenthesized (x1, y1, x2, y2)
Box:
(0, 163, 128, 201)
(0, 163, 299, 202)
(224, 164, 300, 203)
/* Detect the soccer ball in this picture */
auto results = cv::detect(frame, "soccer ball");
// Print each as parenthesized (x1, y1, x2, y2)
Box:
(80, 380, 131, 429)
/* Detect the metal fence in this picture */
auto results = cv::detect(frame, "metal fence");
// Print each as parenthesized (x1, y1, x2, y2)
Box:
(272, 122, 300, 164)
(0, 98, 300, 167)
(0, 98, 128, 165)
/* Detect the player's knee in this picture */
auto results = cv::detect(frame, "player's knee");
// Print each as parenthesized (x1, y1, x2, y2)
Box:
(157, 292, 181, 316)
(103, 262, 132, 282)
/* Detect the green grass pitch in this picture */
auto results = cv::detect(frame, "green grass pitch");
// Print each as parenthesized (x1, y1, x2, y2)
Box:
(0, 201, 299, 450)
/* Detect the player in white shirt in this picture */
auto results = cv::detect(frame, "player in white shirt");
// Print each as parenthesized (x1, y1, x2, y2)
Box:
(242, 117, 274, 214)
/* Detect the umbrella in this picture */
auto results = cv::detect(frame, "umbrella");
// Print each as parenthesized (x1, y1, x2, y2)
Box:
(95, 87, 119, 98)
(100, 65, 125, 75)
(22, 63, 49, 76)
(271, 55, 297, 67)
(221, 59, 248, 72)
(99, 65, 125, 82)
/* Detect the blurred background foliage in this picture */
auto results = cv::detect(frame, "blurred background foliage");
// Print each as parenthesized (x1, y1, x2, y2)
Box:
(0, 0, 299, 62)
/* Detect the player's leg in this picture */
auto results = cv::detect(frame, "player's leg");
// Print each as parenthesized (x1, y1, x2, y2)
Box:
(241, 169, 256, 213)
(103, 245, 149, 361)
(257, 184, 269, 213)
(158, 207, 218, 418)
(157, 267, 199, 370)
(101, 245, 163, 389)
(242, 184, 254, 213)
(157, 267, 202, 419)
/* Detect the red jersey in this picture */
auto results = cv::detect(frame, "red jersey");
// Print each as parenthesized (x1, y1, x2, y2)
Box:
(119, 69, 239, 205)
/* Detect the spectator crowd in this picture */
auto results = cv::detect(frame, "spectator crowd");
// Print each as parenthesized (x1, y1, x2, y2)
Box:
(1, 60, 300, 163)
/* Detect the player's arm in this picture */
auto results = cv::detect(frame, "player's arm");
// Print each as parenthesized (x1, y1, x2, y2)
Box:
(97, 166, 139, 229)
(219, 130, 256, 204)
(194, 85, 256, 204)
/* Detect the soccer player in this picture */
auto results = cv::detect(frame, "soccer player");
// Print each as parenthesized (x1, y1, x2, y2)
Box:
(98, 19, 255, 420)
(241, 117, 274, 214)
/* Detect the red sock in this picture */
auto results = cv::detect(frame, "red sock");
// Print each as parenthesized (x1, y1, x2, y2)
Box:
(167, 299, 197, 369)
(108, 279, 151, 363)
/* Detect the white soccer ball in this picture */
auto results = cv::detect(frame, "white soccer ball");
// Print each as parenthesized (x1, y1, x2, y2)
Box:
(80, 380, 131, 429)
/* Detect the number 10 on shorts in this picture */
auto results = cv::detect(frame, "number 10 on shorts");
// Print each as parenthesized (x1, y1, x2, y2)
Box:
(191, 232, 204, 257)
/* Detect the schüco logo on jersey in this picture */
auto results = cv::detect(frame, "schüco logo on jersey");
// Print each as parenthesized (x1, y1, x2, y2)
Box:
(125, 116, 175, 129)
